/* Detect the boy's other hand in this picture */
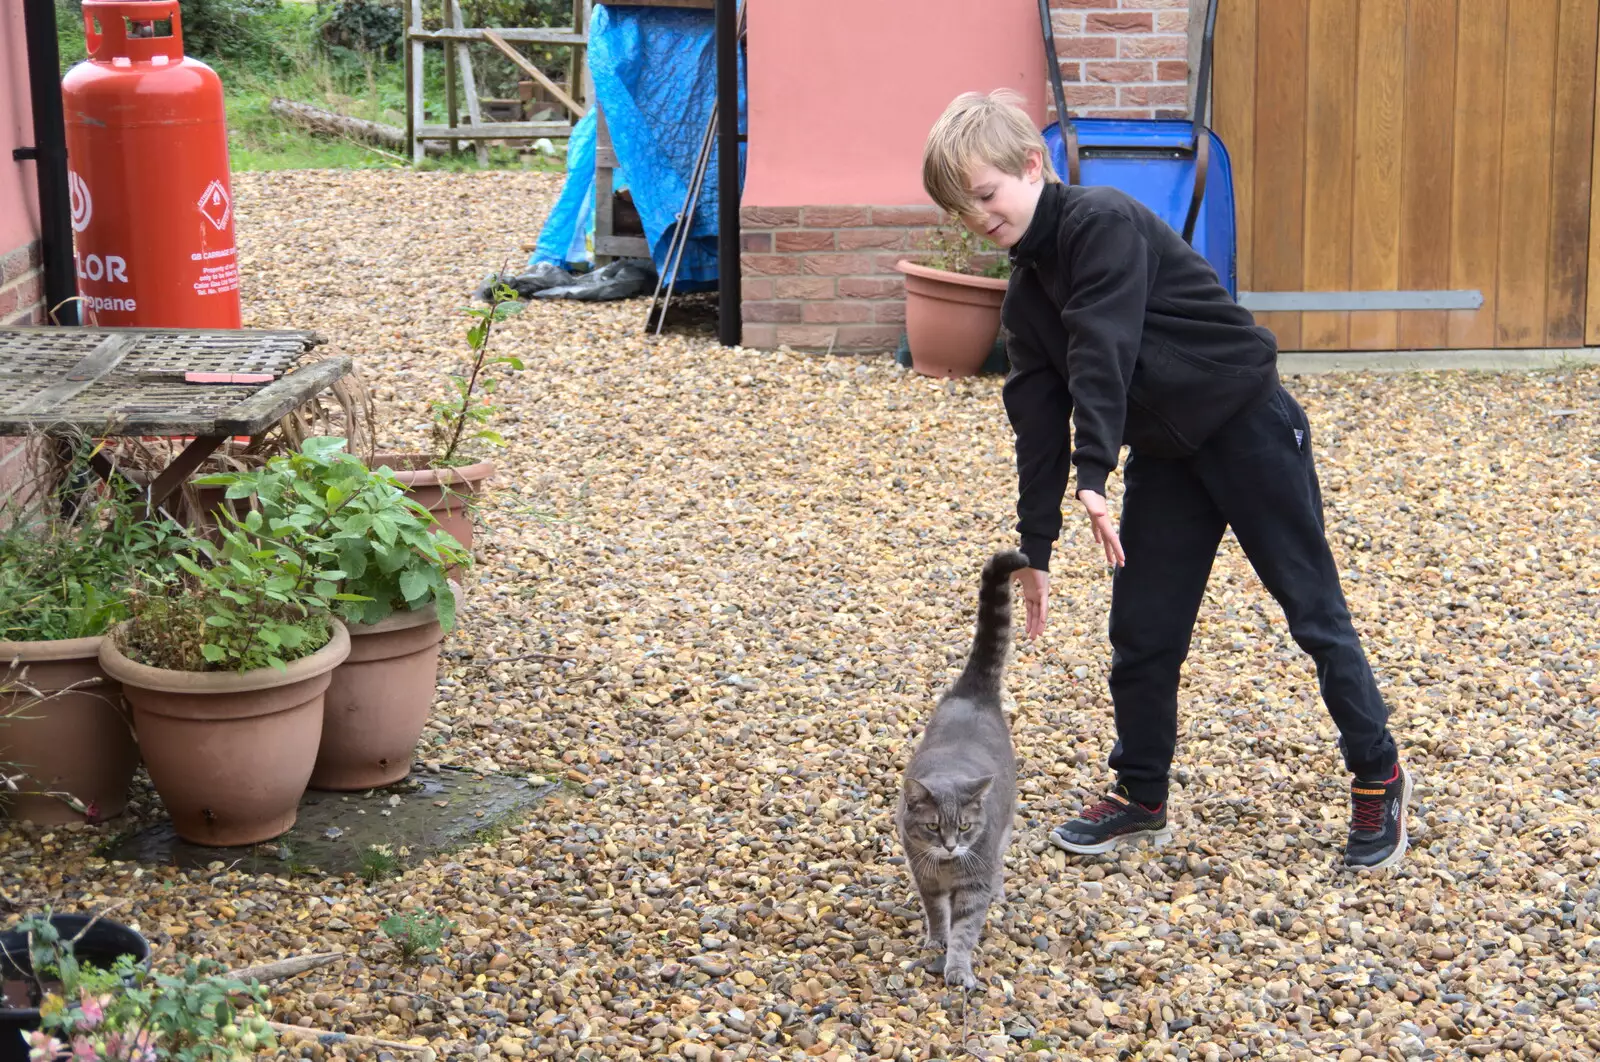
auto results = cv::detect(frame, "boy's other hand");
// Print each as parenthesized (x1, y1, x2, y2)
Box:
(1014, 567, 1049, 639)
(1077, 490, 1125, 568)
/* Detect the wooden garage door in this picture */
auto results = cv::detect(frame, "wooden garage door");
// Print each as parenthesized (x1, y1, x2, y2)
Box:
(1213, 0, 1600, 351)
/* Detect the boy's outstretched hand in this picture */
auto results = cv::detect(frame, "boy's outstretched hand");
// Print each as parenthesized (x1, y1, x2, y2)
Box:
(1014, 568, 1049, 639)
(1077, 489, 1125, 568)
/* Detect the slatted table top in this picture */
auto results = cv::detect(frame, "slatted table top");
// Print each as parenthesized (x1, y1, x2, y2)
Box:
(0, 326, 351, 437)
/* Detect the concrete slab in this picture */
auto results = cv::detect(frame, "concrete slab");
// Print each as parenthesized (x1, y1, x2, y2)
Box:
(99, 767, 557, 877)
(1278, 348, 1600, 375)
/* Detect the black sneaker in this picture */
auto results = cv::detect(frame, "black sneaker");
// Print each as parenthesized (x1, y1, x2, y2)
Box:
(1048, 788, 1171, 855)
(1345, 763, 1413, 871)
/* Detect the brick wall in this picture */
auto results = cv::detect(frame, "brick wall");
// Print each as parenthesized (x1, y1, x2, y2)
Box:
(739, 0, 1198, 353)
(740, 206, 945, 354)
(1047, 0, 1193, 121)
(1, 240, 44, 324)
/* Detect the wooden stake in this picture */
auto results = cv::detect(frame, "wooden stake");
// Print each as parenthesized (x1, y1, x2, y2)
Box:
(224, 951, 343, 984)
(483, 30, 584, 117)
(268, 1022, 437, 1060)
(451, 6, 491, 166)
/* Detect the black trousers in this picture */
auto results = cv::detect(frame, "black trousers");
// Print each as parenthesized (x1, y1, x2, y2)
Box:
(1105, 386, 1398, 806)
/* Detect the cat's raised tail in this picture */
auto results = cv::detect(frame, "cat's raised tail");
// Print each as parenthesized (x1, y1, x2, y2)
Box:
(950, 549, 1031, 700)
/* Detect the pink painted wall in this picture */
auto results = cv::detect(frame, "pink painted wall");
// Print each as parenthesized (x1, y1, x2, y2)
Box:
(3, 0, 42, 252)
(743, 0, 1048, 208)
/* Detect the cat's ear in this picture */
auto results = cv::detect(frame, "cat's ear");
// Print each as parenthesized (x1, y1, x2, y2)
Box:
(960, 776, 994, 805)
(905, 778, 936, 809)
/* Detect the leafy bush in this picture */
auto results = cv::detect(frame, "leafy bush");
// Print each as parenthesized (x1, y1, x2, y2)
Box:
(196, 436, 468, 629)
(319, 0, 404, 60)
(0, 448, 189, 642)
(120, 512, 345, 673)
(177, 0, 287, 64)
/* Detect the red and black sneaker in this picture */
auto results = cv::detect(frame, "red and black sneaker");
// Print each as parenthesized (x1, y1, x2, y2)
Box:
(1345, 762, 1413, 871)
(1048, 787, 1171, 855)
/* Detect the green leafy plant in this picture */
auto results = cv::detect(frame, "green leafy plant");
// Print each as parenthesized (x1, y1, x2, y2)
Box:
(116, 507, 355, 674)
(195, 436, 469, 630)
(0, 446, 190, 642)
(318, 0, 404, 60)
(358, 842, 401, 882)
(16, 914, 275, 1061)
(922, 218, 1012, 280)
(379, 910, 454, 960)
(429, 280, 525, 468)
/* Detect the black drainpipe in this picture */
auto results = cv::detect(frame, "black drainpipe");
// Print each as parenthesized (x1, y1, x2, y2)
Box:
(714, 0, 740, 347)
(17, 0, 79, 326)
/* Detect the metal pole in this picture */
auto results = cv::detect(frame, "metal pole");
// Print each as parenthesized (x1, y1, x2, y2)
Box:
(20, 0, 79, 325)
(714, 0, 740, 347)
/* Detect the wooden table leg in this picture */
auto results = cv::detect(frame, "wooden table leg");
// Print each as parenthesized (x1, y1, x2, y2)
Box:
(142, 435, 227, 517)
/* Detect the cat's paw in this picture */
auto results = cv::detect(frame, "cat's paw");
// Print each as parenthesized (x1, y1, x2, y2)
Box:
(921, 935, 948, 952)
(943, 965, 979, 991)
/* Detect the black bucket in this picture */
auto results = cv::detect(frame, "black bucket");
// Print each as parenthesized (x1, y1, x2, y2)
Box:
(0, 914, 151, 1062)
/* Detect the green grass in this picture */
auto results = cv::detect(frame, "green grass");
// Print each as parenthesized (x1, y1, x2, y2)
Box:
(55, 0, 569, 174)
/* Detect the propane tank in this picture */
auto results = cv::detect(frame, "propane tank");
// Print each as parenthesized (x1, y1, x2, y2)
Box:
(61, 0, 242, 328)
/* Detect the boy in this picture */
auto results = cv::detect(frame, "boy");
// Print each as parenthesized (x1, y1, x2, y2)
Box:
(921, 89, 1410, 871)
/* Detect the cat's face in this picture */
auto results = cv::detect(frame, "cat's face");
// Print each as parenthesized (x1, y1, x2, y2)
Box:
(902, 777, 993, 861)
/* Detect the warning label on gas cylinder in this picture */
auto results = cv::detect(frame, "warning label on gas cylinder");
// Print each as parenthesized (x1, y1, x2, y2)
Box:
(194, 260, 240, 296)
(197, 180, 232, 231)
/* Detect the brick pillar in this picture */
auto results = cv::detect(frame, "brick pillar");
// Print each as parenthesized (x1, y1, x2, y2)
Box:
(0, 241, 45, 325)
(740, 206, 943, 354)
(737, 2, 1197, 354)
(1046, 0, 1191, 120)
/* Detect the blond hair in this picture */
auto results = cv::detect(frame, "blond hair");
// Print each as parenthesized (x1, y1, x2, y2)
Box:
(922, 89, 1059, 218)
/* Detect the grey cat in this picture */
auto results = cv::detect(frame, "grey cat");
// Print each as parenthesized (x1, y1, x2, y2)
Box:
(895, 549, 1028, 989)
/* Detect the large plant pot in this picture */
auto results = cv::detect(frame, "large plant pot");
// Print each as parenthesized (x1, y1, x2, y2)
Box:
(371, 454, 494, 555)
(99, 621, 351, 847)
(311, 602, 445, 791)
(0, 637, 138, 826)
(896, 260, 1009, 379)
(0, 914, 151, 1062)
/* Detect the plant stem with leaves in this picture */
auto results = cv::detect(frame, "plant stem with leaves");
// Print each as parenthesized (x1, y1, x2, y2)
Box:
(432, 279, 526, 468)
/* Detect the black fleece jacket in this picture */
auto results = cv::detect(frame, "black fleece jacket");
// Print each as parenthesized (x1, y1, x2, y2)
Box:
(1000, 181, 1281, 572)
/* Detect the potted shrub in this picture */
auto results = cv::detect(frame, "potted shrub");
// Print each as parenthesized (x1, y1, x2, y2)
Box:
(197, 437, 468, 791)
(97, 503, 353, 847)
(0, 911, 272, 1060)
(0, 446, 188, 826)
(895, 221, 1012, 379)
(373, 280, 526, 555)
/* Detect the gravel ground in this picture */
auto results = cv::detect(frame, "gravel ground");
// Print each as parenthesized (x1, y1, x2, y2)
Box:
(3, 168, 1599, 1062)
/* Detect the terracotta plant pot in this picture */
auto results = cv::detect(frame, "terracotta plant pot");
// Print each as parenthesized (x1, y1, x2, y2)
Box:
(896, 260, 1010, 379)
(311, 602, 445, 791)
(371, 454, 494, 555)
(99, 621, 351, 847)
(0, 637, 138, 826)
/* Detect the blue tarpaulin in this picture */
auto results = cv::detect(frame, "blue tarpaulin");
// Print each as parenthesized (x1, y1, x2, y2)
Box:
(532, 3, 746, 289)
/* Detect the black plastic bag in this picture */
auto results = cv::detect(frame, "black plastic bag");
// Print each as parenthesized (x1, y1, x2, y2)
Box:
(476, 258, 658, 304)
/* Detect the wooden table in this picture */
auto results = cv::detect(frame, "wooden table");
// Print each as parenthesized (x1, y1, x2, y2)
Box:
(0, 326, 352, 514)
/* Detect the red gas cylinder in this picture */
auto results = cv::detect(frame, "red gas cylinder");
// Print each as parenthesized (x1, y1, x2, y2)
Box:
(61, 0, 241, 328)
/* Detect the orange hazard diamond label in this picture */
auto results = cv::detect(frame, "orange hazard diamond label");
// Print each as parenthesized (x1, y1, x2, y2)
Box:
(197, 180, 232, 231)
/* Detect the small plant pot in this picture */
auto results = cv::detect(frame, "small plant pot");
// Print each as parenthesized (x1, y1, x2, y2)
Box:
(0, 913, 151, 1061)
(370, 454, 494, 556)
(99, 621, 351, 847)
(896, 260, 1009, 379)
(0, 637, 138, 826)
(311, 602, 446, 792)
